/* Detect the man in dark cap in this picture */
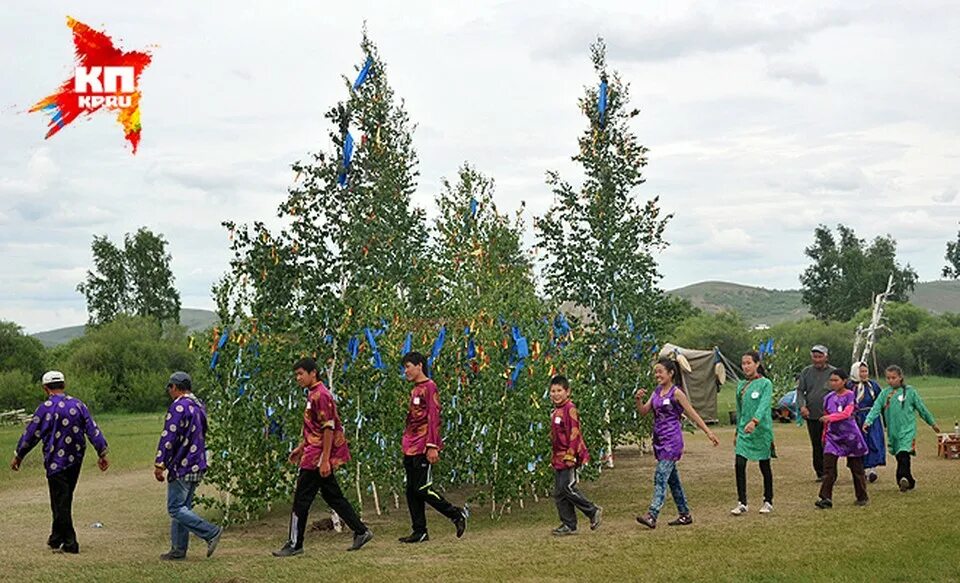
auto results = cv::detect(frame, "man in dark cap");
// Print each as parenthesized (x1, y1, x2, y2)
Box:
(796, 346, 836, 481)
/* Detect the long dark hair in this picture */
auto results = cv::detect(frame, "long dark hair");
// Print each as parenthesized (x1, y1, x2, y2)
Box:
(656, 357, 685, 390)
(742, 350, 767, 377)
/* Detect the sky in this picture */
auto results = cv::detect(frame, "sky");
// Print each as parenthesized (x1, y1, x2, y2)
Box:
(1, 1, 958, 333)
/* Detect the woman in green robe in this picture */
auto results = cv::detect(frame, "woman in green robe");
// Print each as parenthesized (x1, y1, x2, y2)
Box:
(731, 350, 775, 516)
(863, 365, 940, 492)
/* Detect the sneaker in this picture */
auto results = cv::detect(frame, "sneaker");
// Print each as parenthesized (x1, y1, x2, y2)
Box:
(730, 503, 748, 516)
(454, 510, 467, 539)
(759, 501, 773, 514)
(667, 513, 693, 526)
(590, 506, 603, 531)
(867, 471, 878, 484)
(815, 476, 824, 483)
(160, 550, 186, 561)
(855, 498, 869, 507)
(636, 513, 657, 529)
(60, 544, 80, 555)
(551, 525, 577, 536)
(348, 529, 373, 551)
(271, 542, 303, 557)
(814, 498, 833, 509)
(398, 532, 429, 544)
(206, 527, 222, 558)
(898, 478, 910, 492)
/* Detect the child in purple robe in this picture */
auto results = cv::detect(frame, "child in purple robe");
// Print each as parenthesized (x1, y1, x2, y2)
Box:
(635, 358, 719, 529)
(815, 368, 869, 508)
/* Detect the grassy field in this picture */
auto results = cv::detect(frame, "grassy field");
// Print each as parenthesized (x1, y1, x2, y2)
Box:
(1, 378, 958, 582)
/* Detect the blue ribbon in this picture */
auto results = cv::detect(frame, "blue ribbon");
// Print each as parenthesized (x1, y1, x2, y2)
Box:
(337, 132, 354, 186)
(428, 326, 447, 369)
(364, 327, 386, 370)
(598, 79, 608, 127)
(353, 56, 373, 89)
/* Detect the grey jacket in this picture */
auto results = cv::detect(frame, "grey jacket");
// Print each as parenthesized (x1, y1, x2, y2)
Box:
(795, 364, 836, 419)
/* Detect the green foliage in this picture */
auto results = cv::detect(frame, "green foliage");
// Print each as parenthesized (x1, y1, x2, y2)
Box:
(943, 228, 960, 279)
(0, 369, 35, 411)
(909, 322, 960, 376)
(534, 38, 672, 334)
(800, 224, 918, 321)
(77, 227, 181, 326)
(52, 315, 196, 412)
(0, 321, 46, 379)
(672, 311, 752, 358)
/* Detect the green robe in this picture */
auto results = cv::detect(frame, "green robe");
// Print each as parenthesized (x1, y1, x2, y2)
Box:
(735, 377, 774, 461)
(864, 385, 937, 456)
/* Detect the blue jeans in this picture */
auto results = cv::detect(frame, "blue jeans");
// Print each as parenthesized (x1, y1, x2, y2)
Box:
(167, 479, 220, 552)
(648, 460, 689, 518)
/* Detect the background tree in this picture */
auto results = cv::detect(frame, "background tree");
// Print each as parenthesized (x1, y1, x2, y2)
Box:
(943, 227, 960, 279)
(77, 227, 181, 326)
(0, 321, 47, 410)
(799, 224, 918, 321)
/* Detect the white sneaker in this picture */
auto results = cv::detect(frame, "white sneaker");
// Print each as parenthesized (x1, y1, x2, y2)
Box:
(730, 503, 748, 516)
(759, 501, 773, 514)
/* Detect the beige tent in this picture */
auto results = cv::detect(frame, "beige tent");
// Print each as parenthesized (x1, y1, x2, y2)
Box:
(658, 343, 739, 423)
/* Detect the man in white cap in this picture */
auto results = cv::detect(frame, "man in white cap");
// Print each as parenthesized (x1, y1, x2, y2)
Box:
(10, 371, 110, 553)
(796, 345, 836, 481)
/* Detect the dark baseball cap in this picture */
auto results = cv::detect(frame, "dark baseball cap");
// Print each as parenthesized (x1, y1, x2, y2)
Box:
(167, 371, 192, 390)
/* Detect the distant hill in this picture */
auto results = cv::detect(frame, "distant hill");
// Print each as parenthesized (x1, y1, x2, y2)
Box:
(667, 280, 960, 326)
(31, 308, 219, 347)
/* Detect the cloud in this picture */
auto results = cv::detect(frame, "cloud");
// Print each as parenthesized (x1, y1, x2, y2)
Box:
(934, 187, 958, 203)
(766, 60, 826, 86)
(531, 7, 853, 63)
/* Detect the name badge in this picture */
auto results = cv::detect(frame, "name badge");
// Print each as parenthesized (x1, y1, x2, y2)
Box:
(413, 397, 421, 406)
(898, 394, 905, 403)
(555, 416, 563, 425)
(837, 404, 843, 412)
(663, 398, 671, 406)
(751, 391, 760, 399)
(306, 402, 312, 410)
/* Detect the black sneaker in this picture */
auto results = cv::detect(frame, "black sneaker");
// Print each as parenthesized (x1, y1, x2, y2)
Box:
(667, 513, 693, 526)
(814, 498, 833, 509)
(815, 476, 824, 483)
(898, 478, 910, 492)
(206, 527, 222, 558)
(590, 506, 603, 530)
(454, 510, 467, 539)
(47, 537, 62, 551)
(398, 532, 429, 544)
(160, 550, 186, 561)
(867, 472, 878, 483)
(60, 544, 80, 555)
(348, 529, 374, 551)
(855, 498, 869, 507)
(272, 542, 303, 557)
(636, 513, 657, 529)
(551, 525, 577, 536)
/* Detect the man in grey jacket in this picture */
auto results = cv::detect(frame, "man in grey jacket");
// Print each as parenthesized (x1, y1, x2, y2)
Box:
(796, 345, 836, 481)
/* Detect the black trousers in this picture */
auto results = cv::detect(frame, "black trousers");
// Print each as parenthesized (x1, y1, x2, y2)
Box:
(735, 455, 773, 505)
(805, 419, 825, 478)
(403, 455, 462, 535)
(554, 468, 598, 529)
(47, 464, 81, 550)
(895, 452, 915, 489)
(289, 468, 366, 548)
(820, 455, 868, 502)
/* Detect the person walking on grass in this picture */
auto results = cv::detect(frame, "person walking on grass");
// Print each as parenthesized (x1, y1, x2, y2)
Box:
(815, 369, 869, 509)
(398, 351, 467, 544)
(863, 365, 940, 493)
(548, 375, 602, 536)
(796, 345, 835, 482)
(635, 358, 719, 529)
(852, 362, 886, 483)
(10, 371, 109, 554)
(731, 351, 775, 516)
(273, 358, 373, 556)
(155, 372, 223, 561)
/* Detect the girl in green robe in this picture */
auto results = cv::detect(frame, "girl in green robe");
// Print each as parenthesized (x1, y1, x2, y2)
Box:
(731, 351, 775, 515)
(863, 365, 940, 492)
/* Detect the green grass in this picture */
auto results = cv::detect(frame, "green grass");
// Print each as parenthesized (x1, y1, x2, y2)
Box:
(1, 379, 959, 582)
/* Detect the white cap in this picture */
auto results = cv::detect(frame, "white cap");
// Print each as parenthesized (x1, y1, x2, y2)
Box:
(42, 370, 65, 385)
